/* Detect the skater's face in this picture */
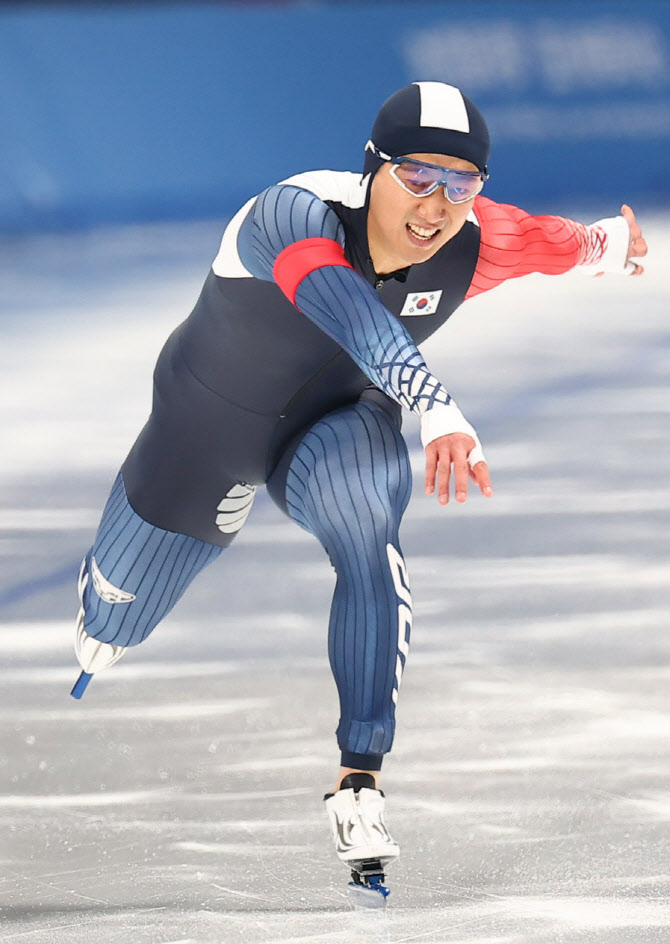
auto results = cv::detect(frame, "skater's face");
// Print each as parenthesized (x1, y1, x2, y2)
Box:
(367, 153, 479, 274)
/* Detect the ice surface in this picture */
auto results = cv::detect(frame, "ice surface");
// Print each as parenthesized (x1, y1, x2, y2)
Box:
(1, 215, 669, 943)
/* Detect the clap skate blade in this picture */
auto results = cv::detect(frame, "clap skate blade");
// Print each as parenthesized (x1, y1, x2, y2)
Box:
(348, 858, 391, 901)
(71, 671, 94, 699)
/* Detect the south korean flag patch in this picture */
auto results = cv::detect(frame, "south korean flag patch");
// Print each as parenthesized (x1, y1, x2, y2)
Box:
(399, 290, 443, 317)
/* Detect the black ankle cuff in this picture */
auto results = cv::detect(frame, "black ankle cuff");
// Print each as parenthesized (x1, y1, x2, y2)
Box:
(339, 772, 378, 793)
(340, 751, 384, 771)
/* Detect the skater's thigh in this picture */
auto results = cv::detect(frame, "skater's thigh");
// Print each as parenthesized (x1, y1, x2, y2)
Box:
(266, 387, 409, 518)
(121, 417, 260, 548)
(122, 335, 276, 546)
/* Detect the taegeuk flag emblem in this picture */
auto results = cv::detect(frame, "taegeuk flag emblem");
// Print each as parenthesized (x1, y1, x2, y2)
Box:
(399, 290, 443, 317)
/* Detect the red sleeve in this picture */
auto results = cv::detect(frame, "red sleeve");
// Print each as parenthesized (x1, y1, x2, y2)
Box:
(465, 196, 607, 300)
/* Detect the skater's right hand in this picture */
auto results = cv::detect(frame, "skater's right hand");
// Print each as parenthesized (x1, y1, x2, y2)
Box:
(424, 432, 493, 506)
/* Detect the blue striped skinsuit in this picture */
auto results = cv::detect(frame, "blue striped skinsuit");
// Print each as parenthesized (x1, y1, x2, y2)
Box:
(80, 169, 481, 769)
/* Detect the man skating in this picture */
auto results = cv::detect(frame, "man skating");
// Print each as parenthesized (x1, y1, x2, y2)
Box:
(71, 81, 647, 895)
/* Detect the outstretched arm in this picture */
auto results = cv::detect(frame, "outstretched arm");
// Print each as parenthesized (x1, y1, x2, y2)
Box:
(237, 183, 491, 504)
(467, 198, 648, 299)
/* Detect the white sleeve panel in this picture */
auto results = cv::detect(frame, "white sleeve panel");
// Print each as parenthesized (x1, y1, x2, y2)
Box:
(278, 170, 369, 209)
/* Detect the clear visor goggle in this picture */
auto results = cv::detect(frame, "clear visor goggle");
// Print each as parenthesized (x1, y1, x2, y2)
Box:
(366, 141, 488, 205)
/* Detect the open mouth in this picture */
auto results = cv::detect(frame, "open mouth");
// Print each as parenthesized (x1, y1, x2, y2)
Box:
(406, 222, 441, 247)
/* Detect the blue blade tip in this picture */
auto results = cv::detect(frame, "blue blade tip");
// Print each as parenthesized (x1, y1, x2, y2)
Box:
(71, 671, 93, 699)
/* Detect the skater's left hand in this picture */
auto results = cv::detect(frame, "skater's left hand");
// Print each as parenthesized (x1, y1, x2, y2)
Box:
(424, 432, 493, 506)
(622, 204, 647, 276)
(596, 204, 647, 277)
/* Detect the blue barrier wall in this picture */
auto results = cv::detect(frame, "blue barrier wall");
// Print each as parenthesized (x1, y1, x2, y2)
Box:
(1, 1, 669, 232)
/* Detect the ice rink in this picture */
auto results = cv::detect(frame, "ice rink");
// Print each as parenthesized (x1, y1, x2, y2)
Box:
(1, 213, 669, 943)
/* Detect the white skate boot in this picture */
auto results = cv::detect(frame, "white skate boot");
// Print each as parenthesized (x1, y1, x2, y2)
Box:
(71, 558, 127, 699)
(324, 772, 399, 899)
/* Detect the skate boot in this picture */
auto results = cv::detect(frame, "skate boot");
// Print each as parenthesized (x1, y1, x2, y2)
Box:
(71, 558, 127, 699)
(324, 772, 399, 900)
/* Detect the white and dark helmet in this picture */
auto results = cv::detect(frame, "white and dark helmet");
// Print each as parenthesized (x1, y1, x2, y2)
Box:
(364, 81, 490, 177)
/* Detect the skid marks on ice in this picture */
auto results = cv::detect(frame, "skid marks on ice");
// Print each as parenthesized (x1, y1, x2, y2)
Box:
(613, 791, 670, 822)
(5, 698, 270, 724)
(500, 895, 670, 928)
(171, 840, 311, 855)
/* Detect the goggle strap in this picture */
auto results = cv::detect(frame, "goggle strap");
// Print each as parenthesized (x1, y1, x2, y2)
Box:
(365, 140, 392, 162)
